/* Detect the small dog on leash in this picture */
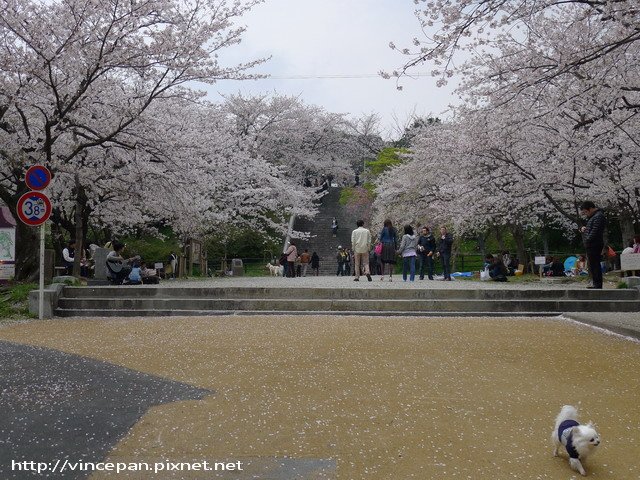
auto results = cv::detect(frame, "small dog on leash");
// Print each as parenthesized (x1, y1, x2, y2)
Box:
(552, 405, 600, 476)
(266, 262, 283, 277)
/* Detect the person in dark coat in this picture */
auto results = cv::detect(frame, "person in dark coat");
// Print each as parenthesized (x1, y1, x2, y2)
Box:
(579, 201, 606, 289)
(489, 255, 508, 282)
(437, 226, 454, 281)
(378, 219, 398, 281)
(417, 226, 436, 280)
(311, 252, 320, 276)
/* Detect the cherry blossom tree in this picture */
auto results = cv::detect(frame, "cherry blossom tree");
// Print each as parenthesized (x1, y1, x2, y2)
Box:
(390, 0, 640, 94)
(377, 0, 640, 251)
(0, 0, 264, 278)
(220, 93, 379, 185)
(47, 96, 318, 261)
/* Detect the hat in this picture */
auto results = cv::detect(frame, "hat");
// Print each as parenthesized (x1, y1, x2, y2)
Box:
(337, 245, 342, 249)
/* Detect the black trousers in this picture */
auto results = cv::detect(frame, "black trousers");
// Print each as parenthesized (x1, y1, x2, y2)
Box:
(586, 246, 603, 288)
(418, 254, 434, 279)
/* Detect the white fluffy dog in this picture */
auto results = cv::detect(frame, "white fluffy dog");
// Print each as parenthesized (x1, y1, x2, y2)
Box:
(552, 405, 600, 476)
(266, 262, 283, 277)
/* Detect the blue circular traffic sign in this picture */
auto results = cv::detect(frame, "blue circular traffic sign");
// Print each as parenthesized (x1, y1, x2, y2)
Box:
(25, 165, 51, 191)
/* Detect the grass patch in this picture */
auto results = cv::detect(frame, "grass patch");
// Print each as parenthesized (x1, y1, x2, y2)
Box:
(243, 261, 269, 277)
(0, 282, 37, 320)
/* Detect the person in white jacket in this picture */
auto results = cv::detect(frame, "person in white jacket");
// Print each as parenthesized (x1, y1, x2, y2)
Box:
(351, 220, 372, 281)
(397, 225, 418, 282)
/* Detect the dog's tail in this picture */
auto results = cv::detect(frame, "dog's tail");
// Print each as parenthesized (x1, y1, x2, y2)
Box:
(556, 405, 579, 424)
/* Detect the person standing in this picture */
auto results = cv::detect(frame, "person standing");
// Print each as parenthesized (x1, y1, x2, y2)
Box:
(336, 246, 346, 276)
(437, 226, 454, 281)
(285, 241, 297, 278)
(311, 251, 320, 276)
(378, 219, 398, 281)
(417, 226, 436, 280)
(279, 251, 289, 278)
(331, 217, 338, 237)
(351, 220, 372, 281)
(397, 225, 418, 282)
(345, 248, 352, 276)
(579, 201, 607, 289)
(300, 249, 311, 277)
(167, 251, 178, 279)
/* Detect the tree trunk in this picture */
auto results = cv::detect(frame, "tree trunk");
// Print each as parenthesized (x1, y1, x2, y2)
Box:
(512, 224, 528, 273)
(51, 222, 65, 264)
(477, 231, 487, 258)
(13, 219, 39, 281)
(541, 226, 549, 256)
(618, 211, 637, 248)
(495, 225, 506, 252)
(73, 175, 83, 277)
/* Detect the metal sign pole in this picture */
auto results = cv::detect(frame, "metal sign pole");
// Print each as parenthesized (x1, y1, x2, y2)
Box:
(39, 222, 45, 320)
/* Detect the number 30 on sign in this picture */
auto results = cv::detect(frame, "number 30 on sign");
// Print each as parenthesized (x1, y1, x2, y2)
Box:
(17, 191, 52, 226)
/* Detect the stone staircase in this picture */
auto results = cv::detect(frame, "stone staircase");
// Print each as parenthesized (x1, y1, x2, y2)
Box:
(292, 187, 362, 276)
(55, 285, 640, 317)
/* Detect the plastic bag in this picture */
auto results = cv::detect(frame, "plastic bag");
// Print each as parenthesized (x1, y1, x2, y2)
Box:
(480, 267, 491, 281)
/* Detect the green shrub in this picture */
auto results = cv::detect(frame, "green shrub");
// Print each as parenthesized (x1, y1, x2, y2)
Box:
(122, 231, 180, 264)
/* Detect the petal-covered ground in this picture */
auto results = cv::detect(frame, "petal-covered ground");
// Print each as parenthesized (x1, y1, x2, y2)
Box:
(0, 315, 638, 479)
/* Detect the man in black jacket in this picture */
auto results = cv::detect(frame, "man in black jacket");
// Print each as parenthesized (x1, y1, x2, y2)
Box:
(417, 226, 436, 280)
(579, 201, 606, 289)
(437, 226, 454, 281)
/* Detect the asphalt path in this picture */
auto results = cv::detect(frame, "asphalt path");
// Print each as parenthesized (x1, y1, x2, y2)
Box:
(0, 341, 210, 479)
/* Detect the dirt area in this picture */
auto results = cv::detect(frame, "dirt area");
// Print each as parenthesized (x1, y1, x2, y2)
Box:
(1, 315, 638, 479)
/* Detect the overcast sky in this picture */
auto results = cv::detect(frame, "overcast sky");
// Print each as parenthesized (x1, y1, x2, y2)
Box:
(205, 0, 460, 140)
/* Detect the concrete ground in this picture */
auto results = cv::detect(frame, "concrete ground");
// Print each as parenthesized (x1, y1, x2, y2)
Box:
(563, 312, 640, 341)
(1, 314, 639, 479)
(141, 275, 602, 290)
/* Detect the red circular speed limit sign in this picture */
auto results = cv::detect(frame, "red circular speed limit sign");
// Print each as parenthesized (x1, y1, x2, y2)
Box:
(17, 191, 52, 226)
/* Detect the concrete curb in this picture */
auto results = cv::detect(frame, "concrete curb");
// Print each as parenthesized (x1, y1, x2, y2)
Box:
(28, 283, 66, 319)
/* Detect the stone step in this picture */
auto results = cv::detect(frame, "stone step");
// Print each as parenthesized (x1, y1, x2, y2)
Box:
(56, 298, 638, 316)
(56, 309, 564, 318)
(54, 283, 640, 317)
(292, 187, 362, 275)
(60, 286, 640, 300)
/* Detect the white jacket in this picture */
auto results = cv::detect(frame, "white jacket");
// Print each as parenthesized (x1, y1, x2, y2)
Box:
(351, 227, 372, 254)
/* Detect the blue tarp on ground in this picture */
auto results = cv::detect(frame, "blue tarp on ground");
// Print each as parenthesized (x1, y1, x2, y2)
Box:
(451, 271, 474, 277)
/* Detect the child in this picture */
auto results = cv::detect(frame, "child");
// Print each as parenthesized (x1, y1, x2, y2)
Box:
(128, 261, 143, 285)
